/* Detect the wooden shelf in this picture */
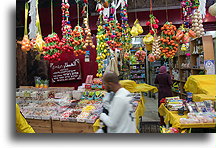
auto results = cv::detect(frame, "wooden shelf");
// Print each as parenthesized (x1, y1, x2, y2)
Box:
(130, 63, 145, 65)
(191, 53, 203, 55)
(180, 68, 191, 70)
(131, 77, 145, 79)
(172, 91, 181, 94)
(191, 68, 204, 70)
(173, 79, 180, 82)
(131, 72, 144, 74)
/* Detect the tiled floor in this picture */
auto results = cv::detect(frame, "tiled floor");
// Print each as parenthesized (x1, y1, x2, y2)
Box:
(142, 95, 160, 122)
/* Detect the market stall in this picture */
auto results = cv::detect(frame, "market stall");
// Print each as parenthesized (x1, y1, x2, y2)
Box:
(16, 77, 152, 133)
(158, 95, 215, 133)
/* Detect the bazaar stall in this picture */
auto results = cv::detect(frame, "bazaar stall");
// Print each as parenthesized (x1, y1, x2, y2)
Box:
(16, 0, 216, 134)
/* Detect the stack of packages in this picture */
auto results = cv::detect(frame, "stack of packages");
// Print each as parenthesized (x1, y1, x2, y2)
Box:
(180, 100, 216, 124)
(165, 96, 186, 111)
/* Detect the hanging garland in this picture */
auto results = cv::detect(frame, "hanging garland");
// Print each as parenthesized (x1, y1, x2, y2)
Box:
(17, 2, 33, 53)
(146, 14, 159, 35)
(159, 22, 178, 58)
(43, 33, 61, 61)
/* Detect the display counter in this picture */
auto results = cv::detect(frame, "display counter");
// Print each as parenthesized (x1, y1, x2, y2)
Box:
(26, 101, 144, 133)
(158, 103, 216, 129)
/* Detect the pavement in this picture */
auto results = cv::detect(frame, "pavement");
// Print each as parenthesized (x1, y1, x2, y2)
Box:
(142, 95, 160, 122)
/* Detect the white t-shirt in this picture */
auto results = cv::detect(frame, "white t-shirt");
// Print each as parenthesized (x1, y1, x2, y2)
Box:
(100, 88, 136, 133)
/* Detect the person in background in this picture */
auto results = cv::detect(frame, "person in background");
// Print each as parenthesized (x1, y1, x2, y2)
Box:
(16, 104, 35, 133)
(99, 72, 136, 133)
(154, 66, 173, 125)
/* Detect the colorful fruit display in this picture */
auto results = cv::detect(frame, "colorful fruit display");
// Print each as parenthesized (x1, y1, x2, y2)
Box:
(96, 25, 109, 78)
(143, 33, 154, 51)
(130, 19, 143, 37)
(43, 33, 61, 61)
(159, 22, 178, 58)
(72, 25, 86, 56)
(120, 6, 132, 51)
(134, 48, 146, 62)
(146, 14, 159, 35)
(17, 35, 33, 53)
(173, 24, 196, 45)
(83, 17, 95, 49)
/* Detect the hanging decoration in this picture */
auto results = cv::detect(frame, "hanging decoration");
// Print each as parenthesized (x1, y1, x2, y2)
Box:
(198, 0, 206, 18)
(146, 14, 159, 35)
(28, 0, 37, 39)
(143, 33, 154, 51)
(151, 36, 161, 60)
(43, 33, 61, 61)
(134, 48, 146, 62)
(72, 25, 86, 56)
(159, 22, 178, 58)
(60, 0, 74, 53)
(120, 3, 132, 51)
(17, 2, 33, 53)
(95, 0, 110, 78)
(191, 10, 205, 37)
(130, 19, 143, 37)
(208, 2, 216, 17)
(180, 0, 200, 28)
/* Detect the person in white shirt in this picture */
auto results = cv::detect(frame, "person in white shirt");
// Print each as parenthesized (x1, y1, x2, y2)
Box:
(99, 72, 136, 133)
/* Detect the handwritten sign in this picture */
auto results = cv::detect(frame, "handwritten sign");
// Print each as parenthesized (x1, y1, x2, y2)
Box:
(50, 59, 82, 83)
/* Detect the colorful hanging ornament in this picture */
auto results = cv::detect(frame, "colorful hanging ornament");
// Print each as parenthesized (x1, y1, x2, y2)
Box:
(43, 33, 61, 62)
(135, 48, 146, 62)
(83, 18, 95, 49)
(130, 19, 142, 37)
(159, 22, 178, 58)
(146, 14, 159, 35)
(17, 2, 33, 53)
(151, 36, 161, 60)
(191, 9, 205, 37)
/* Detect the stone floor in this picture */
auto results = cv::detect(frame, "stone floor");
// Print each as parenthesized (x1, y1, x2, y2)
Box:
(139, 95, 160, 133)
(142, 95, 160, 122)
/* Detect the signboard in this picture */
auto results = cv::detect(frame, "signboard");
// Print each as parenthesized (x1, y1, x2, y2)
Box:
(50, 59, 82, 83)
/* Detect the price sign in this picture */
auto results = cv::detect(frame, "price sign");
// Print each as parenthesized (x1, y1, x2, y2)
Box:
(50, 59, 82, 83)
